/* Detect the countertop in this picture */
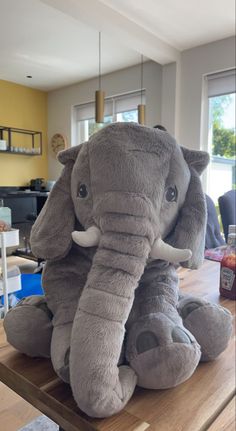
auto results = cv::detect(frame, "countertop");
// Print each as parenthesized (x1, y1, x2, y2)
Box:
(0, 187, 49, 198)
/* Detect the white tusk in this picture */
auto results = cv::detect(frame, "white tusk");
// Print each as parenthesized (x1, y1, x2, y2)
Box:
(150, 238, 192, 263)
(72, 226, 101, 247)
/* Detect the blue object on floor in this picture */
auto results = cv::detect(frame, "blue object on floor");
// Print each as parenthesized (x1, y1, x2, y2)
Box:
(16, 273, 44, 299)
(1, 273, 44, 306)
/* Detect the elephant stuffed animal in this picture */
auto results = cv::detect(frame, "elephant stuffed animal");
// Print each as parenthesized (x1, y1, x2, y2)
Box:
(4, 123, 232, 418)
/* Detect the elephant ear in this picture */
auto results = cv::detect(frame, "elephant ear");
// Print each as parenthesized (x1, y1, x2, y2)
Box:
(30, 145, 82, 260)
(168, 148, 209, 269)
(181, 147, 209, 175)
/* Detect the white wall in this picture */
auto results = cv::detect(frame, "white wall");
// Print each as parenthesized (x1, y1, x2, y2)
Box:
(161, 62, 177, 136)
(48, 61, 162, 179)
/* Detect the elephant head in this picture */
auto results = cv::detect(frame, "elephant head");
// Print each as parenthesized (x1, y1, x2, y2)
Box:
(30, 123, 209, 417)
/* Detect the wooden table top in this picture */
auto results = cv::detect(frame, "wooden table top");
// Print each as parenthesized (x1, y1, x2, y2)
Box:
(0, 260, 235, 431)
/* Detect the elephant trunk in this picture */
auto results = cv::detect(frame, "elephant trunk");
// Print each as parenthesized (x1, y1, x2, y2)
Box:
(70, 211, 154, 417)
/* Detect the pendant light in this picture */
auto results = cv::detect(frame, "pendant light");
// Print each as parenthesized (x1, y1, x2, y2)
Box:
(138, 54, 146, 125)
(95, 32, 105, 123)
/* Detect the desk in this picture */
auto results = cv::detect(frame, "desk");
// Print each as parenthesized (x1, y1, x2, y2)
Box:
(0, 260, 235, 431)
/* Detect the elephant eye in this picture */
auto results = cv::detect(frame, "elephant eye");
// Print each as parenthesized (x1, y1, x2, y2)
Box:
(165, 186, 178, 202)
(78, 184, 88, 198)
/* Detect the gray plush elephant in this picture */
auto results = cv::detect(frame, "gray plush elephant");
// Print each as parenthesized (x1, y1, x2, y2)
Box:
(4, 123, 232, 418)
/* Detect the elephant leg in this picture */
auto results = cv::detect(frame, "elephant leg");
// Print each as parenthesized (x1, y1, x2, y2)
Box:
(3, 296, 53, 358)
(126, 300, 200, 389)
(125, 262, 201, 389)
(50, 322, 72, 383)
(177, 294, 233, 361)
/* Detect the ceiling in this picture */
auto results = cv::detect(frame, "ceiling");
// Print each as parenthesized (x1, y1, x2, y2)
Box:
(0, 0, 235, 91)
(101, 0, 235, 51)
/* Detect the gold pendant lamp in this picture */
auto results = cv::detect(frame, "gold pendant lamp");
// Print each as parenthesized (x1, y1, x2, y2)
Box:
(95, 32, 105, 123)
(138, 54, 146, 125)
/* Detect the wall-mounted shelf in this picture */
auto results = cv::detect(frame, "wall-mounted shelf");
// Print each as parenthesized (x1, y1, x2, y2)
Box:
(0, 126, 42, 156)
(0, 149, 41, 156)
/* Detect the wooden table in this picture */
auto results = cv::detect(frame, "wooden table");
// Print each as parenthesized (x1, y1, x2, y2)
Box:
(0, 260, 235, 431)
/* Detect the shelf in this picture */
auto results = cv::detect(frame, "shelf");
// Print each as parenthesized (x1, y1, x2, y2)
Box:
(0, 126, 41, 135)
(0, 149, 41, 156)
(0, 229, 20, 316)
(0, 125, 42, 156)
(0, 229, 19, 248)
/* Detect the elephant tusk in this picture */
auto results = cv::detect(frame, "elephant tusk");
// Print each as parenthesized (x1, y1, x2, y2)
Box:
(72, 226, 101, 247)
(150, 238, 192, 263)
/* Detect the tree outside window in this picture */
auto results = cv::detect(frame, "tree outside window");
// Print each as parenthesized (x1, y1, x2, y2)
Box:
(210, 94, 235, 158)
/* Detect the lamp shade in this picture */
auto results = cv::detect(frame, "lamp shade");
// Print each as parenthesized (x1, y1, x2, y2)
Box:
(95, 90, 105, 123)
(138, 104, 146, 125)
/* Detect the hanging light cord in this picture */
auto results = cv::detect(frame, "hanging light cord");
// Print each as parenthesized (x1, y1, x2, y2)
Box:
(99, 31, 101, 91)
(141, 54, 143, 105)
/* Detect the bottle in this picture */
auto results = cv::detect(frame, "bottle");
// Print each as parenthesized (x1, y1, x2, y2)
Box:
(0, 199, 12, 228)
(220, 232, 236, 300)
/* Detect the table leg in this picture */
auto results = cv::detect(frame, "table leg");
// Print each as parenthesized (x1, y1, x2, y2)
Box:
(0, 232, 9, 315)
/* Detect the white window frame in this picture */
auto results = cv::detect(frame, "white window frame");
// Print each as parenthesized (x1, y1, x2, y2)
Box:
(200, 68, 236, 196)
(72, 91, 145, 145)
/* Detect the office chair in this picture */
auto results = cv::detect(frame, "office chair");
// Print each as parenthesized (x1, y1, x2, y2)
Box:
(218, 190, 236, 242)
(205, 194, 225, 249)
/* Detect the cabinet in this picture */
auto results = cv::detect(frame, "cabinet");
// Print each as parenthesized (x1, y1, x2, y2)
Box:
(2, 193, 48, 261)
(0, 229, 20, 316)
(0, 126, 42, 155)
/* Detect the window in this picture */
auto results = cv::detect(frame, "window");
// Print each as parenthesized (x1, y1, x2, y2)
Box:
(206, 70, 236, 203)
(74, 92, 143, 145)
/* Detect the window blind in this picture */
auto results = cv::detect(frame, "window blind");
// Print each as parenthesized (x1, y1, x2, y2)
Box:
(207, 69, 236, 98)
(75, 91, 145, 121)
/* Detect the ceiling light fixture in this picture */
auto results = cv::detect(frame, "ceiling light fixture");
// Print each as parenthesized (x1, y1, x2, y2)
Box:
(95, 32, 105, 123)
(138, 54, 145, 125)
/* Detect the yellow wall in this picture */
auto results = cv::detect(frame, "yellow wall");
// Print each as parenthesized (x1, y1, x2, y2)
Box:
(0, 80, 48, 186)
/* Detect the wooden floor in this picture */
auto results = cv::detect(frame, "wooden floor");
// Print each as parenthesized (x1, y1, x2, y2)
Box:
(0, 256, 41, 431)
(0, 382, 40, 431)
(0, 258, 235, 431)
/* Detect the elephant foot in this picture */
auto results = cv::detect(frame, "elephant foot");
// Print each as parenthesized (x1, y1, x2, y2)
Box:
(178, 296, 233, 361)
(126, 313, 201, 389)
(51, 322, 73, 383)
(3, 296, 53, 358)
